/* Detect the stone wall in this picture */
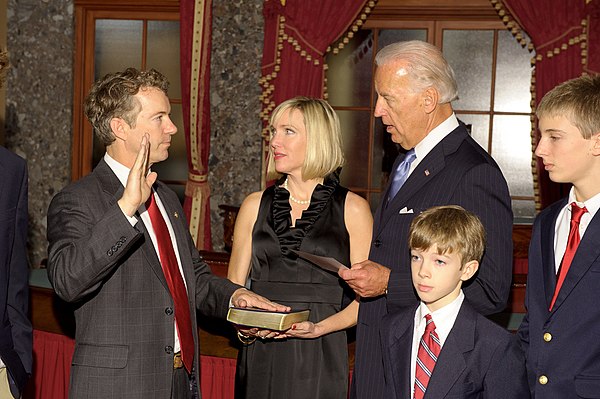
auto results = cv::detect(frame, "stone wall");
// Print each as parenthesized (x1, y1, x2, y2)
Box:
(209, 0, 264, 251)
(5, 0, 74, 267)
(5, 0, 264, 266)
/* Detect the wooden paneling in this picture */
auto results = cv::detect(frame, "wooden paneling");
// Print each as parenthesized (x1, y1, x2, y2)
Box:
(366, 0, 500, 25)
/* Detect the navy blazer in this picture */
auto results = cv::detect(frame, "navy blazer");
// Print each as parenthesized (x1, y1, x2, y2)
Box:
(380, 301, 529, 398)
(352, 125, 513, 399)
(0, 146, 32, 396)
(519, 198, 600, 398)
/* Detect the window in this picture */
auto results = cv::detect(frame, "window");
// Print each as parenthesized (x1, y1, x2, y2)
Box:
(326, 5, 535, 222)
(72, 0, 186, 198)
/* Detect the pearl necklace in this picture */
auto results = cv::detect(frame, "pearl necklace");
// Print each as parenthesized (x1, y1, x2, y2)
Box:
(282, 178, 310, 205)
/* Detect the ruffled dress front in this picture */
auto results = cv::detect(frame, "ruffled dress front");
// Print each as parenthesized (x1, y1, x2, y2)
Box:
(235, 175, 352, 399)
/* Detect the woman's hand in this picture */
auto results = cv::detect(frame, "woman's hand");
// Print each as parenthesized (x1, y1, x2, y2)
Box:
(277, 321, 321, 339)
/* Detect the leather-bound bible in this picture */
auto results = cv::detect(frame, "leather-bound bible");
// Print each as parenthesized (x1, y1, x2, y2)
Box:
(227, 307, 310, 331)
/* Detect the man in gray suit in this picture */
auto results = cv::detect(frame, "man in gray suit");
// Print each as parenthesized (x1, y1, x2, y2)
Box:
(47, 68, 285, 399)
(339, 40, 514, 399)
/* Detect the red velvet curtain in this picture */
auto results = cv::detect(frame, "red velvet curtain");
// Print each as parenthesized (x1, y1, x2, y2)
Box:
(180, 0, 213, 250)
(260, 0, 376, 187)
(25, 330, 237, 399)
(491, 0, 600, 210)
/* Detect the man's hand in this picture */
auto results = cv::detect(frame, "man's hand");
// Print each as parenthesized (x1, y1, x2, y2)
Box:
(118, 133, 158, 217)
(338, 260, 391, 298)
(231, 288, 290, 312)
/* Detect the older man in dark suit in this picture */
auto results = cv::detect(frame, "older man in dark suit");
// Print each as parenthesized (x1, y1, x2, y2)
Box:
(47, 68, 286, 399)
(339, 40, 514, 399)
(0, 145, 32, 399)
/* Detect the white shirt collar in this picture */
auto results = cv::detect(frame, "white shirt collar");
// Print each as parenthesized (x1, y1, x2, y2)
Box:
(413, 113, 459, 167)
(567, 186, 600, 219)
(103, 153, 130, 187)
(415, 289, 465, 347)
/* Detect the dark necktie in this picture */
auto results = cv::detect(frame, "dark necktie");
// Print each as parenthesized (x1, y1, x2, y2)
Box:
(549, 202, 587, 311)
(414, 314, 440, 399)
(388, 149, 416, 205)
(146, 191, 195, 372)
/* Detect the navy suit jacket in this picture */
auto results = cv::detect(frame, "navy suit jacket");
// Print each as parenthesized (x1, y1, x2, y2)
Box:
(352, 125, 513, 399)
(0, 146, 32, 396)
(518, 198, 600, 398)
(380, 301, 529, 399)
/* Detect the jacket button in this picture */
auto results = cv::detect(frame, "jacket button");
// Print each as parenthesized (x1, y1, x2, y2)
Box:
(165, 307, 173, 316)
(543, 332, 552, 342)
(165, 345, 173, 354)
(374, 240, 382, 248)
(538, 375, 548, 385)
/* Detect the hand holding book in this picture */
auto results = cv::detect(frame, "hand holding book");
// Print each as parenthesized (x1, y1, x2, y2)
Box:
(227, 307, 310, 331)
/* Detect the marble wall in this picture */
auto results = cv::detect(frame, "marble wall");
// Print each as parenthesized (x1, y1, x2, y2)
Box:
(5, 0, 264, 266)
(5, 0, 74, 267)
(209, 0, 264, 251)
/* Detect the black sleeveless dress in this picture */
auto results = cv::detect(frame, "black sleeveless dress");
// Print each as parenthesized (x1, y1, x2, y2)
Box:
(235, 174, 352, 399)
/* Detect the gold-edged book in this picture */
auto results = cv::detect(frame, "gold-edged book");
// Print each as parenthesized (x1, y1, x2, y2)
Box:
(226, 307, 310, 331)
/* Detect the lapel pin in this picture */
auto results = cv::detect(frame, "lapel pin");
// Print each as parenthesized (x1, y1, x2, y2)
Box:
(174, 212, 179, 218)
(424, 170, 430, 176)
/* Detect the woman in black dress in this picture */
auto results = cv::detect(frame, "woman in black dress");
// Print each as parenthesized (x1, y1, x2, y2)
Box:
(228, 97, 373, 399)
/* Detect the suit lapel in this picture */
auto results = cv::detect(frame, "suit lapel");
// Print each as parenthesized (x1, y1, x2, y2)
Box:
(387, 309, 415, 398)
(94, 160, 171, 290)
(424, 303, 472, 399)
(377, 127, 467, 235)
(540, 200, 564, 308)
(154, 183, 196, 293)
(551, 208, 600, 312)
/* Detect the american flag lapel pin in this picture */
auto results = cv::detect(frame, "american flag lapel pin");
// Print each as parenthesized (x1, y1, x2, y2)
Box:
(424, 170, 430, 176)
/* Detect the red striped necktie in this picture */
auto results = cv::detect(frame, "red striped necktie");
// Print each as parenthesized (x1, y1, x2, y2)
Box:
(414, 314, 440, 399)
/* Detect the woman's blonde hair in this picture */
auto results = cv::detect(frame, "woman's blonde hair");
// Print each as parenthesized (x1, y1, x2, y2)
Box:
(267, 97, 345, 180)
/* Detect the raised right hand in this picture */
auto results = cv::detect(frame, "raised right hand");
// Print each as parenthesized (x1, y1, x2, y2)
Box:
(118, 133, 158, 217)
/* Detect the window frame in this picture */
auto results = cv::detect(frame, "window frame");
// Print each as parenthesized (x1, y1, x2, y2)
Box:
(329, 2, 535, 215)
(72, 0, 179, 181)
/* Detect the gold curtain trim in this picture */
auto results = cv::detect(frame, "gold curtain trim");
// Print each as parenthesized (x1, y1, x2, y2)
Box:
(323, 0, 377, 100)
(188, 172, 208, 183)
(188, 0, 207, 170)
(490, 0, 589, 212)
(259, 1, 378, 144)
(185, 180, 210, 247)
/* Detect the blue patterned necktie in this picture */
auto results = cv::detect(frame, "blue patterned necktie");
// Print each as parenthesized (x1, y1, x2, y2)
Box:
(387, 149, 416, 205)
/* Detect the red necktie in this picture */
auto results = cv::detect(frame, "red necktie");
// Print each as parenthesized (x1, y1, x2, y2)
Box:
(146, 192, 195, 372)
(414, 314, 440, 399)
(549, 202, 587, 311)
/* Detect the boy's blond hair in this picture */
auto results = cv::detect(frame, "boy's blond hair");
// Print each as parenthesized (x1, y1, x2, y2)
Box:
(409, 205, 486, 268)
(536, 74, 600, 139)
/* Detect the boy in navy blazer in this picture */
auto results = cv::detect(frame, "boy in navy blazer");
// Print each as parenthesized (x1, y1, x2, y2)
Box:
(518, 75, 600, 398)
(379, 205, 528, 398)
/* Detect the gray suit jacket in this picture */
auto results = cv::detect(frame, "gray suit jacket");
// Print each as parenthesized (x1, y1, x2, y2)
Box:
(352, 125, 514, 399)
(0, 146, 32, 397)
(47, 159, 240, 399)
(380, 301, 529, 398)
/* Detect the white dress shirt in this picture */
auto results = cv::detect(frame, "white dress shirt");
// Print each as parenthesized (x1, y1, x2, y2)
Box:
(553, 187, 600, 273)
(104, 153, 188, 353)
(410, 291, 465, 396)
(407, 113, 460, 178)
